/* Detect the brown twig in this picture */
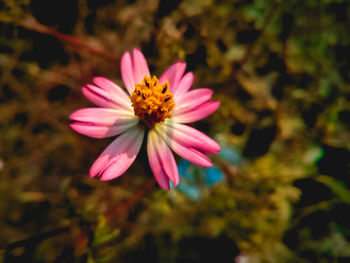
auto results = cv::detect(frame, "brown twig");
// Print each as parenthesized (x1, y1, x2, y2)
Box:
(16, 15, 120, 63)
(4, 227, 70, 251)
(105, 178, 156, 221)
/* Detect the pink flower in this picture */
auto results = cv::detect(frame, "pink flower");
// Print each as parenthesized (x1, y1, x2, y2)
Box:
(70, 49, 220, 190)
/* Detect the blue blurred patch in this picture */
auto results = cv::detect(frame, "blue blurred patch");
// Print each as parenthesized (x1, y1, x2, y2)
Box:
(206, 167, 224, 186)
(177, 159, 192, 179)
(175, 145, 242, 200)
(218, 146, 242, 165)
(176, 183, 202, 201)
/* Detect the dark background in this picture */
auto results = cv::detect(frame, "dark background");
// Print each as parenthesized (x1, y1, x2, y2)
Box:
(1, 0, 350, 262)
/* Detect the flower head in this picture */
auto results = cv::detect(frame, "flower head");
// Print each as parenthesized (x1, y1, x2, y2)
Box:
(70, 49, 220, 190)
(130, 75, 174, 128)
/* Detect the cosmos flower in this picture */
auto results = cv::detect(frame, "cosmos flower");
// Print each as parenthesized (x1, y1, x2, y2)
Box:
(70, 49, 220, 190)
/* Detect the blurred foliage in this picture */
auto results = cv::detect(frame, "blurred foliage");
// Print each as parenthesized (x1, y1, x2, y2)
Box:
(1, 0, 350, 262)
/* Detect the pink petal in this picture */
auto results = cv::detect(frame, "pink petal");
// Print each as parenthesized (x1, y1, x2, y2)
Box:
(159, 62, 186, 94)
(173, 101, 220, 123)
(121, 49, 151, 95)
(92, 77, 131, 106)
(173, 72, 194, 99)
(155, 124, 213, 167)
(164, 123, 220, 154)
(169, 140, 213, 167)
(147, 130, 179, 190)
(121, 51, 136, 94)
(82, 85, 115, 109)
(132, 49, 150, 85)
(89, 127, 145, 180)
(82, 83, 131, 110)
(151, 130, 179, 185)
(70, 108, 138, 138)
(174, 88, 213, 115)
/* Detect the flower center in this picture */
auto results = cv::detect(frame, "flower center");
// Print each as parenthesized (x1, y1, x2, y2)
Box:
(130, 75, 175, 128)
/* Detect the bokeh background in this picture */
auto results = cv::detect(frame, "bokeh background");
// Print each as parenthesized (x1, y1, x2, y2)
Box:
(1, 0, 350, 262)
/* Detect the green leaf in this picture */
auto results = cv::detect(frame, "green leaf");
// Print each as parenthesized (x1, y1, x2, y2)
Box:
(316, 175, 350, 204)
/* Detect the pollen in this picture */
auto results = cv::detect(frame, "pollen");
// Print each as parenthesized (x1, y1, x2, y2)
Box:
(130, 75, 175, 128)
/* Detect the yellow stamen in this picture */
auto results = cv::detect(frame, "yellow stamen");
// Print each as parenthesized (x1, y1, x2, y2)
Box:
(130, 75, 175, 128)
